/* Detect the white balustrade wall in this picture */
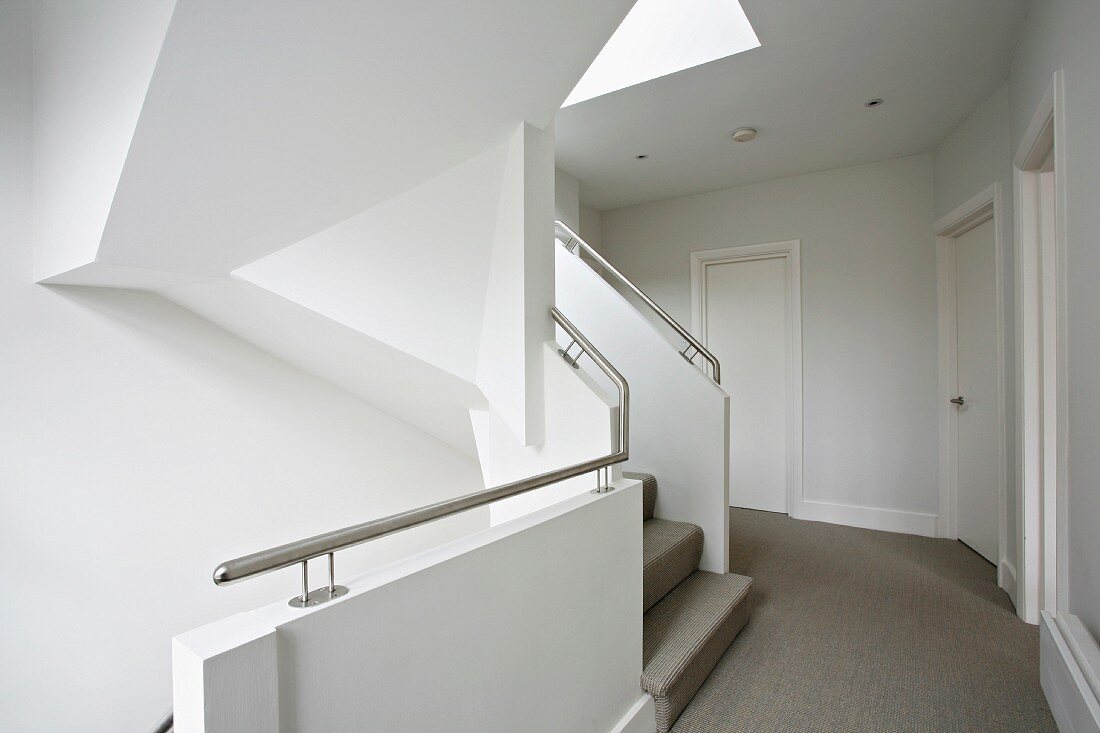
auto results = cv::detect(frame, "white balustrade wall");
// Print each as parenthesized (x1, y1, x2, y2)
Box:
(556, 244, 730, 573)
(173, 484, 648, 733)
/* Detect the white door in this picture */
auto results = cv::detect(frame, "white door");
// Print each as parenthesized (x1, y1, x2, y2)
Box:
(704, 256, 788, 512)
(954, 218, 1000, 563)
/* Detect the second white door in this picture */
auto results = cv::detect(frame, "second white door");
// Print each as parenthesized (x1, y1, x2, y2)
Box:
(954, 218, 1000, 563)
(703, 256, 789, 513)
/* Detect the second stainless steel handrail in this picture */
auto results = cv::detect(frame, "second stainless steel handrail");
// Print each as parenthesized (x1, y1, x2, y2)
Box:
(212, 306, 628, 606)
(554, 219, 721, 384)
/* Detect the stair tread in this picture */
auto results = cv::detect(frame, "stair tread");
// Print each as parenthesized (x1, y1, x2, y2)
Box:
(642, 519, 703, 612)
(642, 571, 752, 731)
(624, 471, 657, 521)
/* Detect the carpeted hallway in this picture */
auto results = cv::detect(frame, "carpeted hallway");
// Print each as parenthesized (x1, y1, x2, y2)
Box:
(672, 508, 1057, 732)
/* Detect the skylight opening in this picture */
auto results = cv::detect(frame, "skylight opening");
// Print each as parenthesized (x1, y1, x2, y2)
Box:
(563, 0, 760, 108)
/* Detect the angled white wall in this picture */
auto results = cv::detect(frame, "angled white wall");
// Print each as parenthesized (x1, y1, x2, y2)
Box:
(32, 0, 176, 280)
(235, 121, 557, 451)
(235, 143, 509, 382)
(557, 246, 730, 573)
(28, 1, 631, 462)
(478, 122, 556, 445)
(161, 277, 486, 455)
(37, 0, 633, 282)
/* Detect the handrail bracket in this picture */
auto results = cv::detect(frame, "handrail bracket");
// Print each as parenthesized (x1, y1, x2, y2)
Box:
(554, 219, 721, 385)
(288, 553, 348, 609)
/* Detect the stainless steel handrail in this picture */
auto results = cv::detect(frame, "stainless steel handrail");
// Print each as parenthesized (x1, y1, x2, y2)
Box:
(554, 219, 721, 384)
(213, 307, 629, 605)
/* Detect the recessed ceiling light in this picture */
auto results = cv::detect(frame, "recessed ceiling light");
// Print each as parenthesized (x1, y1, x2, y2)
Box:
(635, 154, 649, 159)
(731, 127, 757, 143)
(865, 98, 885, 108)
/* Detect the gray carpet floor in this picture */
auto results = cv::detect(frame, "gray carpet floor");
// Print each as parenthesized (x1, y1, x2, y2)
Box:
(671, 508, 1057, 732)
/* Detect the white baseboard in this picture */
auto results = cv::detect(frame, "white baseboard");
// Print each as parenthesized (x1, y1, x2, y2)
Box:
(1041, 611, 1100, 733)
(796, 500, 938, 537)
(999, 558, 1018, 609)
(610, 694, 655, 733)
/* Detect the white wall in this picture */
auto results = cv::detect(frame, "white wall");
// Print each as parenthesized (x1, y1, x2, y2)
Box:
(554, 165, 605, 250)
(557, 246, 730, 572)
(600, 155, 939, 532)
(580, 203, 605, 250)
(173, 485, 645, 733)
(933, 84, 1014, 220)
(556, 167, 581, 230)
(0, 9, 486, 729)
(1008, 0, 1100, 641)
(475, 343, 618, 525)
(931, 83, 1019, 590)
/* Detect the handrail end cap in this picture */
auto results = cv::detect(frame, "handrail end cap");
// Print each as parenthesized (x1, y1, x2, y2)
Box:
(213, 564, 233, 586)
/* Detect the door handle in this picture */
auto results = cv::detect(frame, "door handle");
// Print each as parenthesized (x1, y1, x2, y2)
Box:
(950, 397, 965, 405)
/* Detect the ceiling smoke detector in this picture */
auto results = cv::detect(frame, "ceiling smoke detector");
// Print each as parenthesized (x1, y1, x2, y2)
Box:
(731, 127, 757, 143)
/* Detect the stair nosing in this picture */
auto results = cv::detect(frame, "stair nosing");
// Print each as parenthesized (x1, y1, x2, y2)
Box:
(642, 572, 753, 696)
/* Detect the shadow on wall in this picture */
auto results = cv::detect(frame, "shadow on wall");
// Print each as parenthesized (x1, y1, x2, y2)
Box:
(48, 284, 320, 395)
(4, 283, 487, 731)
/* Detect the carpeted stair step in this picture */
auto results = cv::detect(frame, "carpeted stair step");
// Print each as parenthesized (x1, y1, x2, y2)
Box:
(643, 519, 703, 611)
(624, 471, 657, 521)
(642, 571, 753, 733)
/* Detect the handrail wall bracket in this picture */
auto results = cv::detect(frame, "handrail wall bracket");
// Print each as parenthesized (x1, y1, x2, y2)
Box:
(553, 219, 721, 385)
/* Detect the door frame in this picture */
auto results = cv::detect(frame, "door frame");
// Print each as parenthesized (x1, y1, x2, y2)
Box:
(689, 240, 804, 517)
(934, 183, 1009, 586)
(1014, 70, 1068, 624)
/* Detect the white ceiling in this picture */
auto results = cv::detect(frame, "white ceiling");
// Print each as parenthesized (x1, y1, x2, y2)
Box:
(555, 0, 1031, 211)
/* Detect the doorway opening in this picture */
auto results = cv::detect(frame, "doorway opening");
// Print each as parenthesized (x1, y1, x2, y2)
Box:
(1014, 70, 1067, 624)
(690, 241, 803, 516)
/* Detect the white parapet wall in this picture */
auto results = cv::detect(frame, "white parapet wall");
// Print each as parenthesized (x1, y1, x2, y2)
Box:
(173, 482, 648, 733)
(557, 244, 730, 573)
